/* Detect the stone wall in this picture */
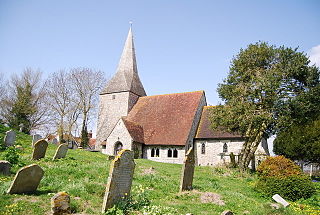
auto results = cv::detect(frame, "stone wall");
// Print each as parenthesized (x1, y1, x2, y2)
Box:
(143, 145, 186, 164)
(96, 92, 140, 150)
(105, 118, 133, 155)
(194, 139, 268, 166)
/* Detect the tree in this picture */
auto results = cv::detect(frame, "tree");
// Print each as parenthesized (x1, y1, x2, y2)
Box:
(45, 70, 80, 143)
(273, 117, 320, 165)
(210, 42, 320, 170)
(1, 68, 49, 134)
(70, 68, 105, 147)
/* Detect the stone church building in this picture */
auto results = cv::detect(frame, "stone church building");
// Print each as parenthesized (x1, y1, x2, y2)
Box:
(96, 28, 269, 166)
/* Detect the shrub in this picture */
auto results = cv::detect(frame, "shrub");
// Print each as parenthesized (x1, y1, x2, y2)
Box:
(4, 147, 20, 166)
(256, 156, 316, 201)
(257, 155, 302, 177)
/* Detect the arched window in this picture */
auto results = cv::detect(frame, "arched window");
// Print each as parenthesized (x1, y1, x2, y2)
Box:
(201, 143, 205, 154)
(173, 149, 178, 158)
(223, 143, 228, 153)
(168, 149, 172, 157)
(151, 148, 155, 157)
(114, 141, 123, 155)
(156, 148, 160, 157)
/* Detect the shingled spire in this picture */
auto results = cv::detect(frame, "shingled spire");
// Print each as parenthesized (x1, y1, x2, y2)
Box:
(101, 27, 146, 96)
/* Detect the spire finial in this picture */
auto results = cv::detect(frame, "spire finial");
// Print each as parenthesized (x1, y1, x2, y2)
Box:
(129, 21, 133, 28)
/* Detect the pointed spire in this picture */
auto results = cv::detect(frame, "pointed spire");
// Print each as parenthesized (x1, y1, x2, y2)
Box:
(101, 27, 146, 96)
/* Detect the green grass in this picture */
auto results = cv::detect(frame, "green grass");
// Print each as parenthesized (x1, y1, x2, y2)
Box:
(0, 124, 319, 215)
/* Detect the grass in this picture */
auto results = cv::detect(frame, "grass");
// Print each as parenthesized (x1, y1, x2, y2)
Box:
(0, 124, 319, 215)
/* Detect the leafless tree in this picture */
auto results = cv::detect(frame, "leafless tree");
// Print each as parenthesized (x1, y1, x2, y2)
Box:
(45, 70, 80, 143)
(70, 67, 106, 147)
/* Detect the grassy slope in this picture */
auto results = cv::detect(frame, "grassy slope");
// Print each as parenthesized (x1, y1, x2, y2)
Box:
(0, 124, 319, 215)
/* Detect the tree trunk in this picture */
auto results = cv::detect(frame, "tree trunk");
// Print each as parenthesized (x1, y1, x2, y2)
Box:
(80, 112, 88, 148)
(238, 125, 266, 171)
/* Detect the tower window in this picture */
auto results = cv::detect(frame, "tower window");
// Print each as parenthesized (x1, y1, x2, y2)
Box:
(112, 95, 116, 100)
(201, 143, 205, 154)
(223, 143, 228, 153)
(156, 148, 160, 157)
(168, 149, 172, 157)
(151, 148, 155, 157)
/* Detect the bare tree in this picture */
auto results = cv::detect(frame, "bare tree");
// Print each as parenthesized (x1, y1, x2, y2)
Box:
(0, 68, 50, 134)
(70, 68, 106, 147)
(45, 70, 80, 143)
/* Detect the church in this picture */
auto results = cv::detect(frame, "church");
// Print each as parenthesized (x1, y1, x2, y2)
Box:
(95, 28, 269, 166)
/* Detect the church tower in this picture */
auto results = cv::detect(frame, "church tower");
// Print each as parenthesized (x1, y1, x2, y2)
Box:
(96, 27, 146, 150)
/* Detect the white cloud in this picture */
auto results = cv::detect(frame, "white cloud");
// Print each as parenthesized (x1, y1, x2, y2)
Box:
(308, 45, 320, 67)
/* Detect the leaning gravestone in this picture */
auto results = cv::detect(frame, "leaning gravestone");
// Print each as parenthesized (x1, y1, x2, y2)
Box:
(179, 147, 195, 192)
(272, 194, 290, 207)
(102, 149, 135, 212)
(52, 144, 68, 160)
(4, 130, 16, 147)
(32, 139, 48, 160)
(51, 192, 71, 215)
(32, 134, 42, 147)
(0, 160, 11, 175)
(7, 164, 44, 194)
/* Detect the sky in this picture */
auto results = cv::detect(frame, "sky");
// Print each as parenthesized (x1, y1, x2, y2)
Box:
(0, 1, 319, 144)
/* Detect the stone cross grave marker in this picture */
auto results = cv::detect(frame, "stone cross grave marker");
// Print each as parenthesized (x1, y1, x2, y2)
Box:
(32, 139, 48, 160)
(7, 164, 44, 194)
(4, 130, 16, 147)
(272, 194, 290, 207)
(32, 134, 42, 147)
(102, 149, 135, 212)
(52, 144, 68, 160)
(179, 147, 195, 192)
(0, 160, 11, 175)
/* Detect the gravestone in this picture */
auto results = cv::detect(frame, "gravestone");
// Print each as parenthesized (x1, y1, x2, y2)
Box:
(52, 144, 68, 160)
(179, 147, 195, 192)
(102, 149, 135, 212)
(4, 130, 16, 147)
(0, 160, 11, 175)
(32, 139, 48, 160)
(230, 152, 236, 168)
(52, 138, 58, 145)
(32, 134, 42, 147)
(7, 164, 44, 194)
(272, 194, 290, 207)
(51, 192, 71, 215)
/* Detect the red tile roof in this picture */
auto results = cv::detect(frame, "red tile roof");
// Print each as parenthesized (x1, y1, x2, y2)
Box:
(195, 106, 243, 139)
(122, 118, 144, 143)
(126, 91, 205, 146)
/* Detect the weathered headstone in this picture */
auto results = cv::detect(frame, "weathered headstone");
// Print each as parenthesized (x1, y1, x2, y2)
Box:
(179, 147, 195, 192)
(52, 138, 58, 145)
(272, 194, 290, 207)
(32, 134, 42, 147)
(230, 152, 236, 168)
(7, 164, 44, 194)
(51, 192, 71, 215)
(221, 210, 234, 215)
(52, 144, 68, 160)
(4, 130, 16, 147)
(102, 149, 135, 212)
(0, 160, 11, 175)
(32, 139, 48, 160)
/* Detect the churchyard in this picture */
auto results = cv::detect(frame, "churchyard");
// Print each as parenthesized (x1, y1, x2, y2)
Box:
(0, 125, 319, 215)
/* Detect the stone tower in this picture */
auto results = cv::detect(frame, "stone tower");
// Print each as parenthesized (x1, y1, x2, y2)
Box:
(96, 27, 146, 150)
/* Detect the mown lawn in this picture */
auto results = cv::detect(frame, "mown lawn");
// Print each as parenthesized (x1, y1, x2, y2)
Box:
(0, 125, 319, 215)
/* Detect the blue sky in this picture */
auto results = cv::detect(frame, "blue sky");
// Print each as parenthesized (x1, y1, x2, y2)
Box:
(0, 0, 319, 106)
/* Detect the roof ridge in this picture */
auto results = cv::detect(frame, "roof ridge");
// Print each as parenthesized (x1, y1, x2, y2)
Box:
(139, 90, 205, 99)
